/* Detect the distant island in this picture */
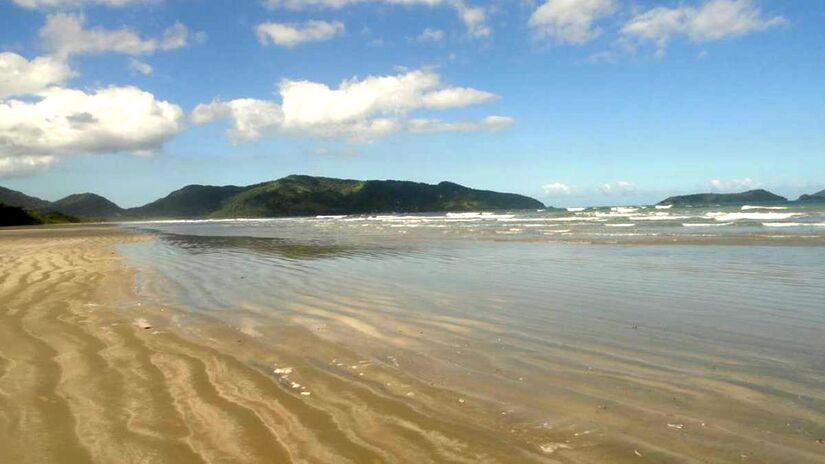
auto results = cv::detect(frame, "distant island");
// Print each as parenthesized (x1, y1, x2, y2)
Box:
(1, 175, 545, 225)
(797, 189, 825, 202)
(657, 189, 788, 206)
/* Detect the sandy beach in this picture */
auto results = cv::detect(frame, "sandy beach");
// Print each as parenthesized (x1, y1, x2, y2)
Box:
(0, 227, 557, 463)
(1, 225, 824, 464)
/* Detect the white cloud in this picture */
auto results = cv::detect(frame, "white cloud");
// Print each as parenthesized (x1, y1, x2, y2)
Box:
(128, 58, 153, 75)
(0, 156, 58, 178)
(39, 14, 201, 58)
(421, 87, 497, 108)
(11, 0, 147, 8)
(453, 1, 490, 38)
(709, 178, 756, 192)
(0, 86, 183, 176)
(262, 0, 489, 39)
(622, 0, 785, 56)
(0, 52, 74, 98)
(256, 21, 345, 48)
(541, 182, 572, 195)
(408, 116, 513, 133)
(263, 0, 443, 9)
(417, 28, 445, 43)
(529, 0, 617, 45)
(600, 181, 636, 195)
(192, 69, 508, 142)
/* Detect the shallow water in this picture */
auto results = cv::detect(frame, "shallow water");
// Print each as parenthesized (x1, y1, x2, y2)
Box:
(120, 205, 825, 462)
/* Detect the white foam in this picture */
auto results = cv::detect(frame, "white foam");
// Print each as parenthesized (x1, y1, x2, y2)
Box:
(546, 216, 606, 222)
(610, 207, 639, 214)
(762, 222, 825, 228)
(566, 207, 586, 212)
(315, 215, 347, 219)
(741, 205, 788, 210)
(655, 204, 673, 210)
(605, 223, 635, 227)
(683, 222, 733, 227)
(446, 212, 513, 220)
(705, 212, 801, 222)
(629, 213, 692, 221)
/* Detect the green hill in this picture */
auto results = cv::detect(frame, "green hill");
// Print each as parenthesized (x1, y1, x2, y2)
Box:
(0, 203, 79, 227)
(3, 176, 545, 220)
(129, 184, 249, 218)
(210, 176, 545, 218)
(797, 189, 825, 202)
(0, 186, 52, 210)
(658, 189, 787, 206)
(52, 193, 125, 218)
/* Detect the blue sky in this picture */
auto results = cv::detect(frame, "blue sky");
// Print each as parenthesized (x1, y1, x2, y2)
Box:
(0, 0, 823, 207)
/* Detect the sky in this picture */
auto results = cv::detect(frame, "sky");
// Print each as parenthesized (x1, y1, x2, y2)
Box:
(0, 0, 823, 207)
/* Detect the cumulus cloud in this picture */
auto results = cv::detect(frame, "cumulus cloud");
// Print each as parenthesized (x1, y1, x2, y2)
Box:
(453, 1, 491, 38)
(541, 182, 572, 195)
(622, 0, 785, 56)
(420, 87, 497, 108)
(529, 0, 617, 45)
(128, 58, 153, 75)
(262, 0, 489, 38)
(416, 28, 445, 43)
(709, 177, 756, 192)
(408, 116, 512, 133)
(192, 69, 509, 142)
(39, 13, 201, 58)
(0, 156, 58, 178)
(0, 86, 183, 176)
(0, 52, 74, 98)
(256, 21, 345, 47)
(600, 181, 636, 195)
(11, 0, 147, 8)
(263, 0, 442, 9)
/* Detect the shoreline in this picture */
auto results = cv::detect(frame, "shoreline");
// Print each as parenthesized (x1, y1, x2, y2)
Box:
(0, 226, 555, 463)
(2, 225, 823, 463)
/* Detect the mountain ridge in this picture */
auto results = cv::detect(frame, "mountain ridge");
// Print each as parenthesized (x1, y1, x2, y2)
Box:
(1, 175, 546, 220)
(657, 189, 788, 206)
(797, 189, 825, 202)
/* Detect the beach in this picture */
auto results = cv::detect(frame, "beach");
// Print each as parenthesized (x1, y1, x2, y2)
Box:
(0, 227, 553, 463)
(1, 224, 824, 463)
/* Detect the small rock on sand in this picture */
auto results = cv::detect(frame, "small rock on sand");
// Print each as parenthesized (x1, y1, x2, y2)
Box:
(539, 443, 571, 454)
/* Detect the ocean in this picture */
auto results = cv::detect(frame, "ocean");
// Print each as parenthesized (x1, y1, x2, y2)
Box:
(119, 203, 825, 462)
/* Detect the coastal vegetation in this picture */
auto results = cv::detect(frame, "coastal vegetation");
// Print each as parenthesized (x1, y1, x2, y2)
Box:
(1, 175, 545, 220)
(657, 189, 787, 206)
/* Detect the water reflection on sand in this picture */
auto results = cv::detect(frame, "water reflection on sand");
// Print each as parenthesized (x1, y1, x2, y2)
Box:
(121, 217, 825, 463)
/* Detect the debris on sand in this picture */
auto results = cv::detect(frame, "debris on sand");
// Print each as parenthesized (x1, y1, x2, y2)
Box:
(539, 443, 571, 454)
(667, 423, 684, 430)
(134, 318, 152, 330)
(634, 450, 643, 457)
(300, 392, 311, 396)
(273, 367, 293, 375)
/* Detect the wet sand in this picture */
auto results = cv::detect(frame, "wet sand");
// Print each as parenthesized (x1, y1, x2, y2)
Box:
(0, 227, 555, 463)
(1, 226, 824, 463)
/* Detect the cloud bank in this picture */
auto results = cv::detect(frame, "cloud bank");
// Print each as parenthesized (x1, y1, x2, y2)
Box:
(256, 21, 345, 47)
(192, 69, 507, 142)
(0, 86, 184, 177)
